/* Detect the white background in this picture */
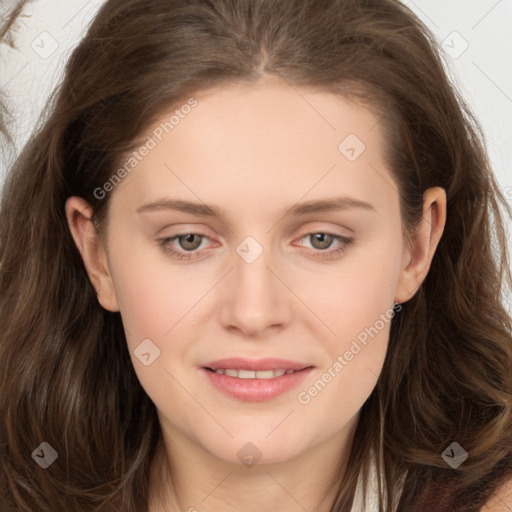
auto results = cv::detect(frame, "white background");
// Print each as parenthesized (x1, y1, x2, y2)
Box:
(1, 0, 511, 288)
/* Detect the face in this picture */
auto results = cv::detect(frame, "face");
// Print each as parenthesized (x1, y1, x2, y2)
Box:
(69, 76, 439, 468)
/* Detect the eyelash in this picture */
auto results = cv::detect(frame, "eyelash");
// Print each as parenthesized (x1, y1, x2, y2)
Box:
(157, 231, 353, 262)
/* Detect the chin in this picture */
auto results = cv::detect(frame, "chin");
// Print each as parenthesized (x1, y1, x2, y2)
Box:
(203, 433, 308, 468)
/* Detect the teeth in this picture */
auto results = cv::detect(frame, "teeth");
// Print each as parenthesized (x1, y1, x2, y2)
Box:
(239, 369, 256, 379)
(213, 368, 296, 379)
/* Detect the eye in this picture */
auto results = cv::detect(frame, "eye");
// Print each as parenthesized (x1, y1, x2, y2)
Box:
(296, 232, 353, 260)
(157, 232, 211, 261)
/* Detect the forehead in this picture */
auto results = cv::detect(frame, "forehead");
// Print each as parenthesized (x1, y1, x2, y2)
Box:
(110, 77, 398, 221)
(157, 78, 382, 155)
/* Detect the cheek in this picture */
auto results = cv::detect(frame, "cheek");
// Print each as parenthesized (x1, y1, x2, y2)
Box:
(106, 244, 202, 404)
(293, 243, 401, 410)
(112, 266, 177, 343)
(106, 229, 206, 333)
(299, 241, 402, 344)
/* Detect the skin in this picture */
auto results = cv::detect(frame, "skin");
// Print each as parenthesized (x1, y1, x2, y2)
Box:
(66, 75, 447, 511)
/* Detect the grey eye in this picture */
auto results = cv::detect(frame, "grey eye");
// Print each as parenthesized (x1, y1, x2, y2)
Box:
(177, 234, 203, 251)
(308, 233, 335, 250)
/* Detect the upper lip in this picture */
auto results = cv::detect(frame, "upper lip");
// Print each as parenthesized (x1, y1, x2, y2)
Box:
(202, 358, 313, 371)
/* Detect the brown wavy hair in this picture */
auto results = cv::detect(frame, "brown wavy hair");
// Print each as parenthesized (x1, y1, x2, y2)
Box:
(1, 0, 511, 510)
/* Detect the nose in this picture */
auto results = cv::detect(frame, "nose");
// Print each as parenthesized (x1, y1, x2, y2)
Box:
(218, 238, 293, 338)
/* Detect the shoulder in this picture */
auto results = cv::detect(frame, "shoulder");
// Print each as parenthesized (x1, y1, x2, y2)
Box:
(481, 476, 512, 511)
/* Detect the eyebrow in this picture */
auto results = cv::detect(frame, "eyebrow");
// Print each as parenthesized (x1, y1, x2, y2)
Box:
(136, 196, 376, 220)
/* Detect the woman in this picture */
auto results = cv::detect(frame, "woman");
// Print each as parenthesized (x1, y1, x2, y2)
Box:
(1, 1, 511, 510)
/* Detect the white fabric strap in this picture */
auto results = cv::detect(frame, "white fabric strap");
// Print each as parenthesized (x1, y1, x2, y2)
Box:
(350, 451, 407, 511)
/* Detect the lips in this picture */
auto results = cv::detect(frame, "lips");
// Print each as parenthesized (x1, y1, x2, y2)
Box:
(200, 357, 315, 401)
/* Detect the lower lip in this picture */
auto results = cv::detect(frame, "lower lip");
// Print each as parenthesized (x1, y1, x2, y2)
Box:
(201, 367, 314, 402)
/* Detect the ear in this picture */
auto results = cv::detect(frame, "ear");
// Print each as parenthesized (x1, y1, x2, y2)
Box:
(395, 187, 447, 304)
(65, 196, 120, 312)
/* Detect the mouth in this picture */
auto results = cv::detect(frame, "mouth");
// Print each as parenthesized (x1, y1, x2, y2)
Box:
(200, 358, 315, 401)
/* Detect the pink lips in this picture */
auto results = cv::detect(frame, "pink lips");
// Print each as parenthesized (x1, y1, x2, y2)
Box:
(201, 357, 315, 402)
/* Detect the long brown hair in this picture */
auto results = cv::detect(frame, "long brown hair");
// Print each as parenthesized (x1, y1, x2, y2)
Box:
(1, 1, 511, 510)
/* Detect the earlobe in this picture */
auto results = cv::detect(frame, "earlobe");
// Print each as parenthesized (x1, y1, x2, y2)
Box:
(65, 197, 120, 312)
(394, 187, 447, 304)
